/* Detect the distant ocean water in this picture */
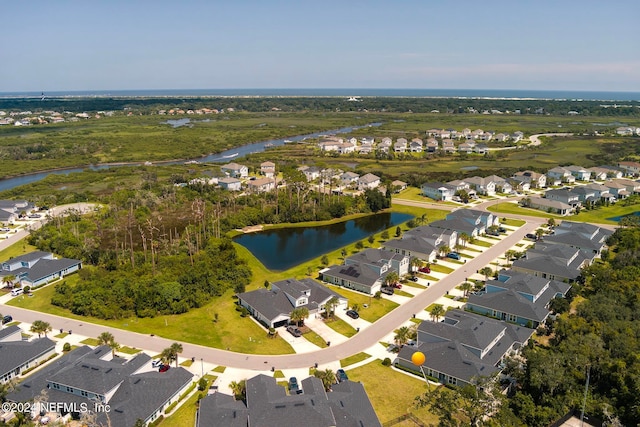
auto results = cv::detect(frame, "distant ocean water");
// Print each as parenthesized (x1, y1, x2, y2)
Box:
(1, 88, 639, 101)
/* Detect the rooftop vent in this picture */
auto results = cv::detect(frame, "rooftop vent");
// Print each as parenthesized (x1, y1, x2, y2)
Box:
(105, 368, 112, 373)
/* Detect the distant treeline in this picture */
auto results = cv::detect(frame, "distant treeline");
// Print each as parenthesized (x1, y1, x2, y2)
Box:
(1, 96, 638, 116)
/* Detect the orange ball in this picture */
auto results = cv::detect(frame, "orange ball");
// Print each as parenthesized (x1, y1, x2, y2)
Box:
(411, 351, 425, 366)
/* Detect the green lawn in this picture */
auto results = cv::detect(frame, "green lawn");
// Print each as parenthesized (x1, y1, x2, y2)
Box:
(329, 286, 399, 323)
(487, 203, 559, 219)
(273, 370, 285, 379)
(429, 263, 454, 274)
(7, 277, 295, 355)
(160, 375, 217, 427)
(394, 289, 414, 298)
(500, 218, 526, 227)
(179, 359, 193, 367)
(572, 200, 640, 224)
(0, 241, 39, 262)
(80, 338, 100, 346)
(340, 352, 371, 368)
(118, 346, 141, 355)
(347, 361, 441, 425)
(212, 366, 226, 373)
(303, 329, 329, 348)
(402, 281, 427, 289)
(323, 316, 358, 337)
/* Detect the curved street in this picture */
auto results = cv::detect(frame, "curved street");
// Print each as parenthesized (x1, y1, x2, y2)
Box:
(1, 203, 544, 370)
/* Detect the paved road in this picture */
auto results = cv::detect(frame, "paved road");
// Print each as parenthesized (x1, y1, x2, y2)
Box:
(1, 216, 543, 370)
(528, 133, 573, 146)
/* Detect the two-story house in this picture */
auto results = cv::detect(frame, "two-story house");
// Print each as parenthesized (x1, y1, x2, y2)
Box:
(221, 162, 248, 178)
(383, 226, 457, 263)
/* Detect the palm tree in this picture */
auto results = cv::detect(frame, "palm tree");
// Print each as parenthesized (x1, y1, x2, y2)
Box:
(314, 369, 336, 391)
(410, 257, 422, 274)
(438, 245, 450, 258)
(97, 332, 115, 346)
(324, 297, 339, 318)
(30, 320, 52, 338)
(160, 348, 174, 366)
(429, 304, 446, 322)
(384, 271, 399, 288)
(2, 275, 16, 289)
(479, 267, 494, 281)
(289, 307, 309, 327)
(535, 228, 545, 240)
(229, 380, 246, 401)
(109, 340, 121, 357)
(417, 213, 428, 226)
(170, 342, 183, 367)
(459, 233, 469, 248)
(460, 281, 473, 297)
(394, 326, 411, 346)
(547, 218, 556, 228)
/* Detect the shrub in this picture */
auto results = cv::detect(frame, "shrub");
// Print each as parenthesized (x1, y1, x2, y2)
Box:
(63, 343, 71, 352)
(198, 378, 208, 391)
(382, 358, 391, 366)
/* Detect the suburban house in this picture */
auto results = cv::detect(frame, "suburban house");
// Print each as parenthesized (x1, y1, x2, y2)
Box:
(337, 142, 356, 154)
(544, 189, 581, 207)
(246, 177, 275, 193)
(513, 171, 546, 188)
(616, 126, 636, 136)
(474, 143, 489, 154)
(395, 310, 533, 387)
(260, 161, 276, 178)
(391, 180, 407, 193)
(7, 345, 194, 427)
(458, 141, 474, 154)
(430, 209, 497, 238)
(1, 251, 82, 288)
(466, 270, 571, 328)
(485, 175, 512, 194)
(543, 221, 612, 255)
(426, 139, 439, 152)
(512, 131, 524, 142)
(493, 133, 509, 142)
(609, 178, 640, 194)
(299, 166, 322, 182)
(339, 171, 360, 187)
(602, 180, 630, 199)
(357, 173, 381, 190)
(618, 161, 640, 176)
(547, 167, 576, 184)
(378, 137, 392, 153)
(218, 177, 242, 191)
(511, 243, 593, 282)
(442, 139, 456, 153)
(410, 139, 424, 152)
(525, 197, 573, 216)
(569, 187, 598, 205)
(421, 182, 455, 201)
(237, 278, 347, 329)
(322, 248, 410, 295)
(197, 374, 381, 427)
(506, 178, 530, 193)
(317, 139, 343, 152)
(383, 226, 457, 263)
(598, 165, 624, 179)
(221, 162, 248, 178)
(0, 200, 36, 224)
(565, 166, 591, 181)
(394, 138, 408, 153)
(0, 326, 56, 384)
(464, 176, 496, 196)
(586, 167, 609, 181)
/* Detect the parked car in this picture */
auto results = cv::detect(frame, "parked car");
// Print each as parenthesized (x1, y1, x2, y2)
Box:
(446, 252, 461, 260)
(387, 344, 400, 353)
(380, 287, 394, 295)
(151, 359, 163, 368)
(486, 230, 500, 236)
(525, 233, 537, 240)
(0, 228, 10, 232)
(28, 214, 41, 219)
(11, 288, 24, 297)
(419, 266, 431, 273)
(346, 310, 359, 319)
(159, 364, 170, 373)
(286, 325, 302, 337)
(336, 369, 348, 383)
(393, 283, 403, 289)
(409, 276, 419, 282)
(289, 377, 301, 394)
(2, 315, 13, 324)
(498, 227, 507, 233)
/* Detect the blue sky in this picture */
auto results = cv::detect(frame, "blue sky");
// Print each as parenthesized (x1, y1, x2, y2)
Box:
(2, 0, 638, 92)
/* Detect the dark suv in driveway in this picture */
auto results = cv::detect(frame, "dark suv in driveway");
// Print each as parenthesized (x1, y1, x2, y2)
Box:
(380, 287, 394, 295)
(286, 325, 302, 337)
(346, 310, 359, 319)
(336, 369, 348, 383)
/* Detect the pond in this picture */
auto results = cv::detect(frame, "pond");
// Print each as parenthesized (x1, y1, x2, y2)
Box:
(606, 211, 640, 222)
(233, 212, 413, 271)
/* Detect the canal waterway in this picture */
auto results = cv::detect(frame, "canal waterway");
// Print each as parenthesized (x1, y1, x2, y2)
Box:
(0, 122, 382, 192)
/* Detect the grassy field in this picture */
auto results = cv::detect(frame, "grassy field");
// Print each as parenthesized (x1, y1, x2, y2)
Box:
(0, 241, 38, 261)
(323, 316, 358, 337)
(8, 276, 295, 355)
(329, 286, 400, 323)
(303, 329, 329, 348)
(339, 352, 371, 368)
(348, 361, 441, 425)
(487, 202, 560, 219)
(429, 263, 454, 274)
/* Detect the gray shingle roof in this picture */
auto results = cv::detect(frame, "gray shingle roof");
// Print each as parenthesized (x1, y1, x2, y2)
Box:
(322, 263, 381, 288)
(198, 374, 381, 427)
(0, 335, 55, 377)
(431, 218, 479, 235)
(22, 258, 81, 283)
(467, 289, 551, 323)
